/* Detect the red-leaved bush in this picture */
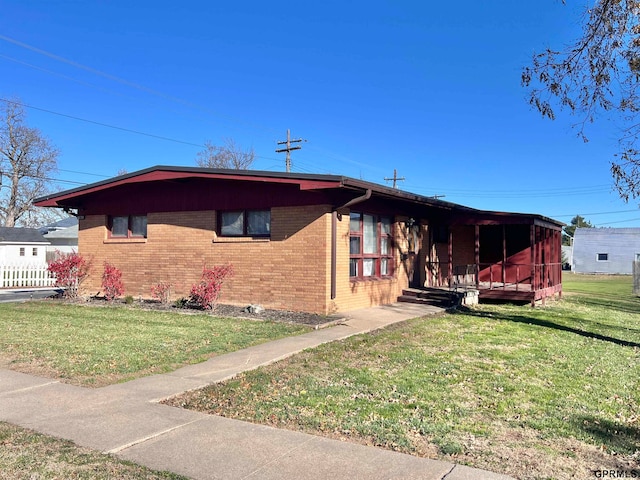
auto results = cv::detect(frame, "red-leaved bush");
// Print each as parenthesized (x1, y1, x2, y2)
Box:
(102, 262, 124, 301)
(189, 264, 234, 310)
(150, 281, 173, 304)
(47, 252, 90, 298)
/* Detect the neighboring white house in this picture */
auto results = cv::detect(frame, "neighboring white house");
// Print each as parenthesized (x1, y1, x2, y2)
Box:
(40, 217, 78, 260)
(0, 227, 50, 265)
(561, 245, 573, 270)
(573, 227, 640, 274)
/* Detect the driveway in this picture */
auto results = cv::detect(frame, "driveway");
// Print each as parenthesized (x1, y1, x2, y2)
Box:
(0, 287, 62, 303)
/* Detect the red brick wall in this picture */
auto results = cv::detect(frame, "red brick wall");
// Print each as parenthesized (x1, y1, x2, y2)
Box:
(79, 206, 332, 313)
(78, 206, 415, 314)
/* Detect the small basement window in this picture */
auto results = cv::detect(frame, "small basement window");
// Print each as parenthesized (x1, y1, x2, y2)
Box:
(597, 253, 609, 261)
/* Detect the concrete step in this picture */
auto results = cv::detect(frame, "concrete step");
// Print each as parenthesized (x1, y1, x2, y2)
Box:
(397, 293, 453, 308)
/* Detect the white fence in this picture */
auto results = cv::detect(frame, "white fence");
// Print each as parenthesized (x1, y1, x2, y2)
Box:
(0, 264, 56, 288)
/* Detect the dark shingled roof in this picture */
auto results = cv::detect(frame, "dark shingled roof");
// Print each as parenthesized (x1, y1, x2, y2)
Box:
(0, 227, 49, 244)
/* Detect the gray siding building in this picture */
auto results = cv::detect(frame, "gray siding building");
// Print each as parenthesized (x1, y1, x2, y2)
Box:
(573, 227, 640, 274)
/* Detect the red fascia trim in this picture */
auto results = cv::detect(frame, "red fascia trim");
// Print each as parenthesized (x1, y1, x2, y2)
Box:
(34, 171, 343, 207)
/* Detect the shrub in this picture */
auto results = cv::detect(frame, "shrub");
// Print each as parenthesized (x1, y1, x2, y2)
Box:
(189, 264, 234, 310)
(174, 297, 188, 309)
(47, 252, 90, 298)
(151, 282, 173, 304)
(124, 295, 134, 305)
(102, 262, 124, 301)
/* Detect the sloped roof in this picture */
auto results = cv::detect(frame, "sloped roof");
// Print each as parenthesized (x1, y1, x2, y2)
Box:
(574, 227, 640, 237)
(43, 224, 78, 239)
(0, 227, 50, 244)
(41, 216, 78, 230)
(33, 165, 563, 228)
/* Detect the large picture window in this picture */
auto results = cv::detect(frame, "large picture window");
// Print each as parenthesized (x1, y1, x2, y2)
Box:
(109, 215, 147, 238)
(220, 210, 270, 237)
(349, 212, 393, 279)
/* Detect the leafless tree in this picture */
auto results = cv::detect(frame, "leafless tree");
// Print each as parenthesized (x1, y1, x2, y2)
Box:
(0, 98, 59, 227)
(195, 137, 255, 169)
(522, 0, 640, 202)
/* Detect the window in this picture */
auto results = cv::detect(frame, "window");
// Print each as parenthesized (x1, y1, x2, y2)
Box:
(350, 212, 393, 279)
(220, 210, 270, 237)
(109, 215, 147, 238)
(597, 253, 608, 261)
(19, 247, 25, 256)
(32, 247, 38, 256)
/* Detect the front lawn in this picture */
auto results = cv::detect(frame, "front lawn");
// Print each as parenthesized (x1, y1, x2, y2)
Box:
(0, 422, 188, 479)
(169, 274, 640, 480)
(0, 302, 308, 386)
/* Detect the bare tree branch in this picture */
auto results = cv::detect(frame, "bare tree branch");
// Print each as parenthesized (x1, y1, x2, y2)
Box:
(0, 98, 59, 226)
(523, 0, 640, 202)
(195, 137, 255, 170)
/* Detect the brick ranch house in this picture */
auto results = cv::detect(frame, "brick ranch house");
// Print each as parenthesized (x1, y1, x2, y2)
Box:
(34, 166, 563, 313)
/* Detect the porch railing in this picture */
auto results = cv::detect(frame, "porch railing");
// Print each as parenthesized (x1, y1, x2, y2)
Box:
(0, 263, 57, 288)
(427, 262, 562, 292)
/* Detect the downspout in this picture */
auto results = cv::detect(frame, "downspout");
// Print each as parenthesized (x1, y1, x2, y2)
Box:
(331, 188, 372, 300)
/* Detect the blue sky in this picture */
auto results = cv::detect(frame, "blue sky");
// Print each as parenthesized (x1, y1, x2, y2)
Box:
(1, 0, 639, 227)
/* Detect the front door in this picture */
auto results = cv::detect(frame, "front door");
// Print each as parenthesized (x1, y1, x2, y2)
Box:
(408, 224, 422, 288)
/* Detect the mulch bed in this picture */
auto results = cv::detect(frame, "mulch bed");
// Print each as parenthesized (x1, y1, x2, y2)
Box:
(56, 295, 342, 327)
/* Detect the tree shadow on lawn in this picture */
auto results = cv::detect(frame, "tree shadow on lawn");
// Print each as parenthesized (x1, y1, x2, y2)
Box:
(566, 291, 640, 315)
(570, 414, 640, 455)
(453, 308, 640, 349)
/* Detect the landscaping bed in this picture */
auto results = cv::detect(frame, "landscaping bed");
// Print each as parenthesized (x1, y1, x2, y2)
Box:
(60, 294, 342, 327)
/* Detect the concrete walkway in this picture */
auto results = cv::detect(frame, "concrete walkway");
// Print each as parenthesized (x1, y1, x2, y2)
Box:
(0, 303, 514, 480)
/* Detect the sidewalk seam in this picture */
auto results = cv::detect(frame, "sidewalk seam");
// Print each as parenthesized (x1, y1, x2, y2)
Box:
(106, 417, 205, 454)
(1, 380, 60, 395)
(441, 464, 456, 480)
(240, 435, 316, 479)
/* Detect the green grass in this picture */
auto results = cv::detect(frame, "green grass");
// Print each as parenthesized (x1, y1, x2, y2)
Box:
(0, 302, 308, 386)
(0, 422, 188, 479)
(170, 274, 640, 480)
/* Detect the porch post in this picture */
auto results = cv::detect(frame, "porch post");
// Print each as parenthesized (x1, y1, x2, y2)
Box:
(427, 224, 433, 287)
(448, 227, 453, 287)
(530, 224, 535, 307)
(474, 224, 480, 288)
(502, 224, 507, 288)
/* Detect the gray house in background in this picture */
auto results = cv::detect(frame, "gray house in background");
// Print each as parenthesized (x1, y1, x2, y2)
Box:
(573, 227, 640, 274)
(39, 217, 78, 260)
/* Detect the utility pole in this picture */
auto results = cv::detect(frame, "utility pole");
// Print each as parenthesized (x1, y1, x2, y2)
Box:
(276, 129, 305, 173)
(384, 169, 405, 189)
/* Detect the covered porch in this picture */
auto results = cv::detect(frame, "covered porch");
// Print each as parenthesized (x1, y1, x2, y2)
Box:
(421, 212, 563, 306)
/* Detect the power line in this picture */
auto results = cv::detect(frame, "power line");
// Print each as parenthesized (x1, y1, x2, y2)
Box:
(550, 209, 639, 217)
(597, 217, 640, 226)
(0, 33, 281, 136)
(0, 53, 134, 101)
(1, 98, 291, 166)
(2, 98, 206, 148)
